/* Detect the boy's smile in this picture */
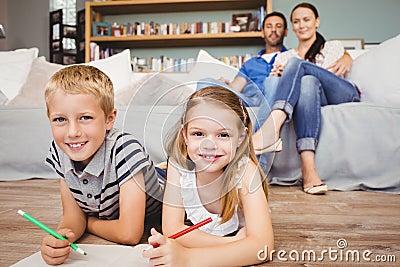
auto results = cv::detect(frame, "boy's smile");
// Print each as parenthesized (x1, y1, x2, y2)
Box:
(47, 91, 116, 167)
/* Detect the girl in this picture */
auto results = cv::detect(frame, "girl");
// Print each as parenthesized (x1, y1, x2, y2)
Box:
(252, 2, 360, 194)
(143, 86, 274, 266)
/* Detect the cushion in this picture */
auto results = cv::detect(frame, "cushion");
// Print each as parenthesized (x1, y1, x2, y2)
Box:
(87, 49, 133, 94)
(115, 73, 194, 106)
(8, 50, 134, 106)
(0, 47, 39, 101)
(188, 49, 238, 82)
(7, 57, 63, 106)
(0, 90, 7, 105)
(346, 34, 400, 105)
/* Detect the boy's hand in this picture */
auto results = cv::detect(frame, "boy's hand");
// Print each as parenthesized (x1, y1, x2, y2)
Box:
(142, 228, 191, 267)
(40, 228, 75, 265)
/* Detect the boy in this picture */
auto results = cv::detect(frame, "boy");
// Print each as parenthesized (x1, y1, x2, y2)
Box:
(42, 65, 164, 265)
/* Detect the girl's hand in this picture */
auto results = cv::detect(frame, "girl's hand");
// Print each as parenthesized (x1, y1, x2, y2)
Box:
(142, 228, 191, 267)
(40, 228, 75, 265)
(270, 64, 285, 76)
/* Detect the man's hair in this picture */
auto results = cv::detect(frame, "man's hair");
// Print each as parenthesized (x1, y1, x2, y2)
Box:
(44, 65, 114, 117)
(263, 11, 288, 30)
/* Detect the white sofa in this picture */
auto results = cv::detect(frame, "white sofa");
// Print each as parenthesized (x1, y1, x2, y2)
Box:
(1, 34, 399, 194)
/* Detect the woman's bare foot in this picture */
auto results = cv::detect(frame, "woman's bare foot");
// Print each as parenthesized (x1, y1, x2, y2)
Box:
(301, 151, 325, 189)
(252, 110, 286, 151)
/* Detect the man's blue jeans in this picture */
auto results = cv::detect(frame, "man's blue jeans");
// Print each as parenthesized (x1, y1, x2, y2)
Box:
(270, 57, 360, 152)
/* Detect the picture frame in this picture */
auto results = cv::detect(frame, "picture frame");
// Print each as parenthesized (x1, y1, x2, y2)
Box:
(335, 38, 365, 50)
(52, 41, 61, 52)
(232, 13, 252, 32)
(63, 25, 77, 38)
(112, 24, 124, 36)
(248, 17, 259, 32)
(92, 22, 111, 36)
(50, 9, 62, 24)
(63, 55, 77, 65)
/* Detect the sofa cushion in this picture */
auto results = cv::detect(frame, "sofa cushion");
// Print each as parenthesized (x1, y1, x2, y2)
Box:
(0, 47, 39, 101)
(88, 49, 133, 95)
(8, 50, 135, 106)
(115, 73, 194, 106)
(188, 49, 238, 82)
(346, 34, 400, 106)
(7, 57, 63, 106)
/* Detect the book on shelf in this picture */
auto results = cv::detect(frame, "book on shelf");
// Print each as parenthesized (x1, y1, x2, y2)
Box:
(97, 14, 266, 38)
(131, 53, 254, 73)
(90, 42, 255, 73)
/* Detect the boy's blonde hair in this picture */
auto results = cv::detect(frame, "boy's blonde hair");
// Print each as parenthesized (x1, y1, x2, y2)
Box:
(44, 65, 114, 117)
(165, 86, 268, 224)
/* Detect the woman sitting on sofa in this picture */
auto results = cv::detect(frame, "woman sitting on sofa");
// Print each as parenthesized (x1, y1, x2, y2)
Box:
(252, 2, 361, 194)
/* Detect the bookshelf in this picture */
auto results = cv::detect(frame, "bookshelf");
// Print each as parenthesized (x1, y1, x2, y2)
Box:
(85, 0, 272, 62)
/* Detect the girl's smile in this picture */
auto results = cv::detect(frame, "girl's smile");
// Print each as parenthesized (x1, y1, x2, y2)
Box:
(183, 101, 245, 175)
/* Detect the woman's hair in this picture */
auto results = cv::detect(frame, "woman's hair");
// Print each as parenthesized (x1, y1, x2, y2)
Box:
(44, 65, 114, 118)
(165, 86, 268, 224)
(291, 2, 326, 63)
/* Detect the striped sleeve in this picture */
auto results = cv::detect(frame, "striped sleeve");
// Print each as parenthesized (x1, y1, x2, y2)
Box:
(45, 140, 64, 178)
(114, 134, 150, 186)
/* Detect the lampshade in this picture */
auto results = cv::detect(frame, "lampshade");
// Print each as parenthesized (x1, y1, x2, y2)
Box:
(0, 24, 6, 38)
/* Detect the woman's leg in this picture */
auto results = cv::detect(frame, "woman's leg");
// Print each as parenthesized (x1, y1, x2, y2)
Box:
(253, 109, 286, 150)
(254, 76, 280, 132)
(287, 61, 358, 191)
(253, 58, 305, 150)
(293, 75, 326, 189)
(253, 57, 359, 150)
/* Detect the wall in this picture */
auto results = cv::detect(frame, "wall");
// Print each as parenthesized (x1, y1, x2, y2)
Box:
(0, 0, 7, 50)
(2, 0, 48, 56)
(1, 0, 399, 59)
(272, 0, 400, 49)
(1, 0, 86, 57)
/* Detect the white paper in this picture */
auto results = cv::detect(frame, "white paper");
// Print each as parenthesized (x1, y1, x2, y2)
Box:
(11, 244, 153, 267)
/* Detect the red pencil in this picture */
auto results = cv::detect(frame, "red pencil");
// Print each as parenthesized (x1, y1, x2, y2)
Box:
(152, 217, 212, 248)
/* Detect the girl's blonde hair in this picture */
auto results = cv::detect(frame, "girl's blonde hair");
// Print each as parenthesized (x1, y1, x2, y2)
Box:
(44, 65, 114, 118)
(165, 86, 268, 224)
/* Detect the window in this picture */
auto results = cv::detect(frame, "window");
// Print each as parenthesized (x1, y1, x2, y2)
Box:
(50, 0, 76, 50)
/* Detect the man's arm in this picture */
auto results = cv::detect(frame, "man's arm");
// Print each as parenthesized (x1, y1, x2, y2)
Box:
(219, 76, 247, 93)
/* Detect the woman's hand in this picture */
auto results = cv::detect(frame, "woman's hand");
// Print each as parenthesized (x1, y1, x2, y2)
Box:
(327, 52, 352, 77)
(270, 64, 285, 76)
(142, 228, 192, 267)
(40, 228, 75, 265)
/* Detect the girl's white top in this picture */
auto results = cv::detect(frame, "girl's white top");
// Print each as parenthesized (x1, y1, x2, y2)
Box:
(179, 158, 247, 236)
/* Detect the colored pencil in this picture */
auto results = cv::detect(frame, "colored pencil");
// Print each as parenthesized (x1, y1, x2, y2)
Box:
(18, 210, 87, 256)
(153, 217, 212, 248)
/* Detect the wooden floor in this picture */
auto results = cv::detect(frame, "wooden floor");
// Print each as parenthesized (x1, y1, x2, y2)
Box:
(1, 178, 399, 266)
